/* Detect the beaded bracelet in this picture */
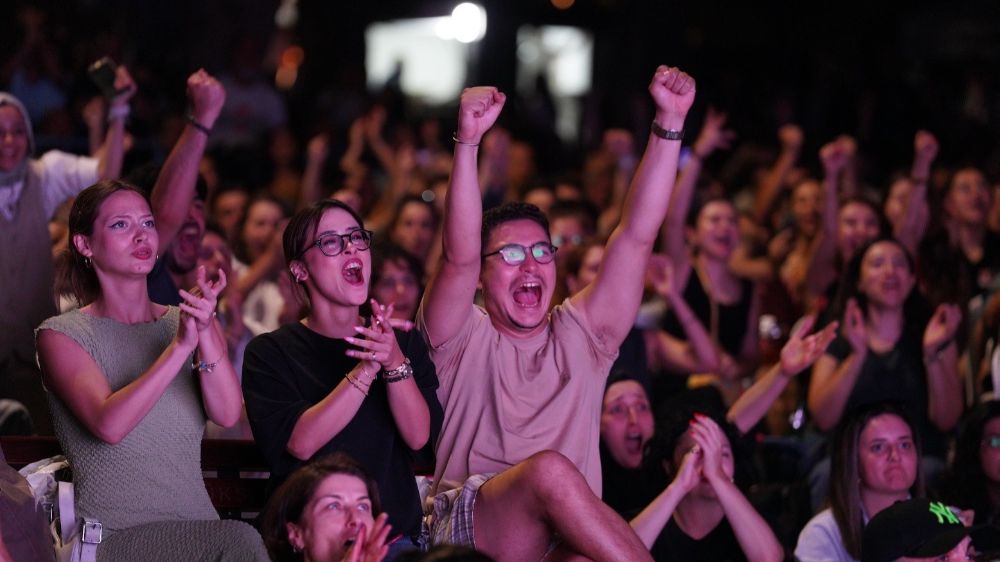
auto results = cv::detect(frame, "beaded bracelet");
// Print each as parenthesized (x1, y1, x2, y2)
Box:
(191, 355, 222, 374)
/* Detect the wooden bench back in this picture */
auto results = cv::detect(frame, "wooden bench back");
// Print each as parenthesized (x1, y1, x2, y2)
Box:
(0, 436, 270, 523)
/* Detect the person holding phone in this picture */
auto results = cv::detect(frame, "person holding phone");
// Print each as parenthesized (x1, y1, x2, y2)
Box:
(0, 62, 135, 434)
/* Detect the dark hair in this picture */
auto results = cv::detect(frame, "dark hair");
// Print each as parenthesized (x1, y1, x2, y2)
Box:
(62, 180, 150, 305)
(937, 401, 1000, 522)
(371, 241, 425, 288)
(233, 193, 291, 264)
(644, 398, 738, 478)
(388, 195, 439, 240)
(829, 402, 925, 560)
(548, 199, 598, 235)
(362, 241, 426, 320)
(481, 202, 550, 253)
(283, 199, 366, 304)
(685, 194, 736, 229)
(284, 199, 365, 265)
(260, 453, 381, 562)
(827, 236, 925, 326)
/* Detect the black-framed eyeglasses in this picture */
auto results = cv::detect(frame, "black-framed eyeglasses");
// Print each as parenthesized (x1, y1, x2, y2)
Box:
(300, 229, 374, 258)
(483, 242, 557, 265)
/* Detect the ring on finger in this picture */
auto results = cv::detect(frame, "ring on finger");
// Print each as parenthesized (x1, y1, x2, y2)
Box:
(370, 351, 376, 361)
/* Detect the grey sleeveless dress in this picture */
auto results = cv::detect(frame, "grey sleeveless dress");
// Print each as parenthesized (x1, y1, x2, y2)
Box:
(37, 308, 268, 561)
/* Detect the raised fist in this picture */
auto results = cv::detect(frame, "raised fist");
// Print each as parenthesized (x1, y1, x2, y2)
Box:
(778, 124, 804, 152)
(913, 130, 939, 165)
(648, 65, 696, 125)
(187, 69, 226, 128)
(456, 87, 506, 145)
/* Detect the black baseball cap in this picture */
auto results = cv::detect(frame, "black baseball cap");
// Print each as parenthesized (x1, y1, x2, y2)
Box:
(862, 499, 974, 562)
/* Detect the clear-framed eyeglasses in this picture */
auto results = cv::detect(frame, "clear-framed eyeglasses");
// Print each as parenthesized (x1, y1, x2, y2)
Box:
(483, 242, 557, 265)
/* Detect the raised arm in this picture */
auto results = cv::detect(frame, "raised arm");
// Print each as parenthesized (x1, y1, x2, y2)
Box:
(150, 69, 226, 255)
(420, 87, 506, 347)
(803, 138, 850, 302)
(659, 107, 730, 273)
(808, 299, 868, 430)
(894, 131, 937, 255)
(728, 316, 837, 433)
(645, 254, 721, 373)
(95, 65, 137, 181)
(37, 313, 198, 445)
(298, 133, 330, 210)
(923, 303, 963, 431)
(573, 66, 695, 349)
(751, 124, 803, 225)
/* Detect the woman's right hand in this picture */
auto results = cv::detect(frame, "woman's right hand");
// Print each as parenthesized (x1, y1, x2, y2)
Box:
(343, 513, 392, 562)
(669, 439, 702, 496)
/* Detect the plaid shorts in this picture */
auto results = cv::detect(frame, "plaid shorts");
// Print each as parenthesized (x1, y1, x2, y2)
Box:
(428, 473, 495, 547)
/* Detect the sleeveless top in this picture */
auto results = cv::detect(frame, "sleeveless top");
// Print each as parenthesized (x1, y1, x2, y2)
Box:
(36, 308, 217, 533)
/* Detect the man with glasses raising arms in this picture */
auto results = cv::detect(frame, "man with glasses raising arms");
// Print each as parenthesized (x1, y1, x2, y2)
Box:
(418, 65, 695, 561)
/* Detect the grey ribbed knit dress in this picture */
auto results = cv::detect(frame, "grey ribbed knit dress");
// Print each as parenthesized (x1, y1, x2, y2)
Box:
(37, 308, 268, 561)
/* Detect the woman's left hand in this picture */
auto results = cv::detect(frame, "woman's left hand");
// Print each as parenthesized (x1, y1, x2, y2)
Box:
(345, 299, 406, 372)
(179, 266, 226, 335)
(688, 414, 731, 487)
(923, 303, 961, 355)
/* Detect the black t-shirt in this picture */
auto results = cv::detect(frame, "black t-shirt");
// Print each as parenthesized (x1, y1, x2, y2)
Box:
(242, 322, 443, 538)
(600, 445, 667, 519)
(825, 324, 946, 457)
(650, 516, 746, 562)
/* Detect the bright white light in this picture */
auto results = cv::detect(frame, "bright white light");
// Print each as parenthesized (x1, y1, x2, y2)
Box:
(451, 3, 486, 43)
(434, 17, 455, 40)
(366, 19, 469, 104)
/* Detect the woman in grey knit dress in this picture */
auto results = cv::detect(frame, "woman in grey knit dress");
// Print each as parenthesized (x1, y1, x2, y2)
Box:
(35, 180, 268, 561)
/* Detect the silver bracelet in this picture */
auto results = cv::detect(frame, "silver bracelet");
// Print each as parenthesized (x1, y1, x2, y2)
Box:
(383, 358, 413, 383)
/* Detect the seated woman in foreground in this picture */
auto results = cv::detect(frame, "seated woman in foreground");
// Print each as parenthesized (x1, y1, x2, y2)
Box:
(35, 180, 267, 560)
(262, 453, 393, 562)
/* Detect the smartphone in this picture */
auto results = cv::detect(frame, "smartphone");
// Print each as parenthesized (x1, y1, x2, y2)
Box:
(87, 57, 124, 99)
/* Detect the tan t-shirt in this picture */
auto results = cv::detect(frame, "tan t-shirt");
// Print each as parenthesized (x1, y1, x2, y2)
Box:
(418, 299, 617, 496)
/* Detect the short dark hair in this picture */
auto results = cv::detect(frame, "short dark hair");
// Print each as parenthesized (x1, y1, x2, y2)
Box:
(481, 202, 550, 252)
(548, 199, 598, 235)
(261, 453, 381, 562)
(61, 180, 150, 305)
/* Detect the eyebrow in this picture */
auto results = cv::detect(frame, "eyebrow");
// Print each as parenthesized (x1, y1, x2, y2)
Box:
(316, 227, 361, 237)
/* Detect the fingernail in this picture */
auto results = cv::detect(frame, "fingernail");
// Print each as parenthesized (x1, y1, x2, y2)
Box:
(354, 326, 364, 332)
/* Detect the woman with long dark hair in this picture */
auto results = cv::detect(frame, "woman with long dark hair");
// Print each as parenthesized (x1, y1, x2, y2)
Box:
(796, 403, 925, 562)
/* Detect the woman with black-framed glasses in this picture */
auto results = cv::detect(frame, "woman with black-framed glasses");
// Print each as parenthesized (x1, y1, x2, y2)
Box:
(242, 199, 443, 560)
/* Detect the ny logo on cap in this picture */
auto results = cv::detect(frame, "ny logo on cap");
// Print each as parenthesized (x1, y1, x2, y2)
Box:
(928, 501, 960, 525)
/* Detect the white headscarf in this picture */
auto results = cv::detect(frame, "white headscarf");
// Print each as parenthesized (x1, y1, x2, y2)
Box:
(0, 92, 34, 190)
